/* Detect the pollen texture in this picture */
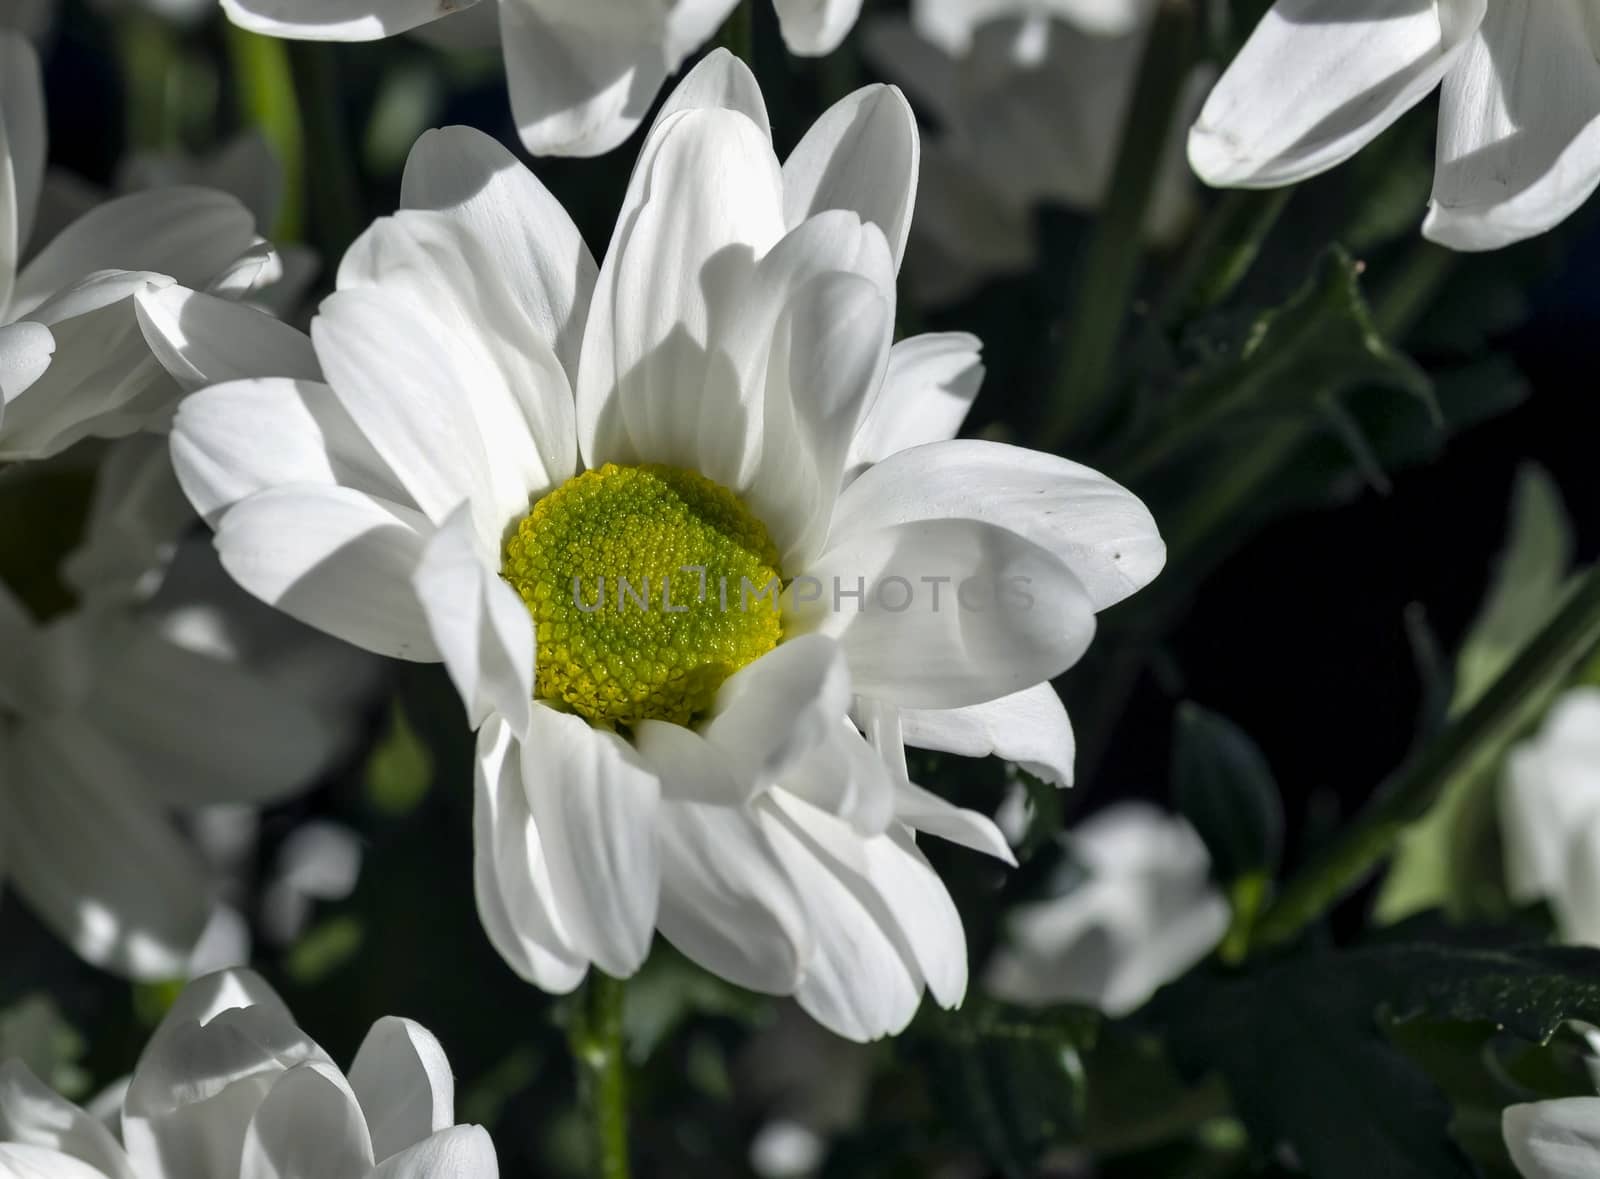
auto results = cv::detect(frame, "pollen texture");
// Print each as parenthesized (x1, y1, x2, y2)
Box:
(502, 463, 784, 727)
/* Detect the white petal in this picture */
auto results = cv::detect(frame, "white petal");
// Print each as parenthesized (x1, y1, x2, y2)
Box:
(772, 0, 863, 54)
(8, 722, 212, 981)
(648, 48, 769, 141)
(700, 634, 853, 790)
(1555, 814, 1600, 947)
(220, 0, 472, 40)
(899, 682, 1076, 788)
(498, 0, 671, 158)
(80, 620, 341, 806)
(0, 1061, 135, 1179)
(1425, 0, 1600, 250)
(211, 484, 441, 661)
(0, 1144, 118, 1179)
(348, 1018, 454, 1162)
(1187, 0, 1487, 188)
(1499, 693, 1600, 905)
(518, 704, 662, 977)
(62, 435, 191, 606)
(655, 797, 812, 993)
(794, 517, 1097, 709)
(134, 285, 318, 391)
(744, 270, 891, 569)
(310, 289, 489, 530)
(413, 503, 533, 736)
(844, 332, 982, 479)
(472, 717, 588, 991)
(123, 969, 333, 1179)
(774, 717, 897, 836)
(1504, 1098, 1600, 1179)
(401, 125, 597, 387)
(339, 209, 578, 515)
(782, 85, 918, 269)
(576, 106, 786, 472)
(369, 1126, 499, 1179)
(0, 31, 45, 312)
(0, 321, 53, 402)
(12, 189, 256, 319)
(239, 1063, 374, 1179)
(171, 378, 408, 527)
(827, 438, 1163, 612)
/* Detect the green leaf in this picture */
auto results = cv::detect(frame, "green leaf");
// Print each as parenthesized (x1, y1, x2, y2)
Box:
(1173, 703, 1284, 884)
(1378, 467, 1576, 924)
(906, 999, 1098, 1177)
(1153, 941, 1600, 1179)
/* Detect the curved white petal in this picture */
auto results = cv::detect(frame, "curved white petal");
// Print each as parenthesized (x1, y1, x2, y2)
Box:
(472, 717, 588, 992)
(171, 378, 409, 527)
(827, 438, 1163, 612)
(1425, 0, 1600, 250)
(239, 1063, 374, 1179)
(518, 704, 661, 977)
(0, 321, 53, 402)
(8, 722, 212, 981)
(795, 516, 1097, 709)
(413, 503, 533, 736)
(401, 124, 597, 386)
(649, 47, 769, 140)
(0, 1144, 117, 1179)
(211, 484, 441, 662)
(782, 85, 918, 269)
(134, 285, 318, 391)
(577, 106, 786, 473)
(340, 209, 577, 515)
(348, 1019, 454, 1162)
(370, 1125, 500, 1179)
(220, 0, 471, 41)
(0, 1061, 135, 1179)
(1504, 1098, 1600, 1179)
(1187, 0, 1488, 188)
(0, 30, 45, 313)
(12, 189, 256, 319)
(899, 682, 1076, 788)
(844, 332, 982, 479)
(774, 717, 897, 836)
(656, 797, 812, 993)
(772, 0, 864, 55)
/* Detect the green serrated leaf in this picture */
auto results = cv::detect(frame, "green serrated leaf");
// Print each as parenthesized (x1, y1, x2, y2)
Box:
(1379, 467, 1576, 924)
(906, 999, 1098, 1177)
(1173, 703, 1284, 884)
(1153, 941, 1600, 1179)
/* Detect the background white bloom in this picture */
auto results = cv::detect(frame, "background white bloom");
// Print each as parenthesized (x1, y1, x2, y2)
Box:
(867, 10, 1204, 305)
(1500, 687, 1600, 943)
(1505, 1092, 1600, 1179)
(906, 0, 1152, 52)
(169, 51, 1164, 1040)
(0, 441, 371, 980)
(220, 0, 868, 157)
(1188, 0, 1600, 251)
(0, 969, 499, 1179)
(0, 32, 281, 462)
(985, 802, 1228, 1016)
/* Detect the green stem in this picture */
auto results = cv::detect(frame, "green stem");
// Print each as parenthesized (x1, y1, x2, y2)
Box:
(1042, 0, 1196, 448)
(1250, 563, 1600, 954)
(118, 11, 181, 151)
(715, 0, 754, 65)
(1373, 240, 1456, 340)
(288, 42, 365, 260)
(1160, 188, 1292, 325)
(224, 24, 306, 242)
(570, 974, 631, 1179)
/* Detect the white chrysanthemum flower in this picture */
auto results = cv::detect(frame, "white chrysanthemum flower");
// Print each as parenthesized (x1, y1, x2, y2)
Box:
(0, 31, 282, 462)
(223, 0, 864, 158)
(1500, 687, 1600, 944)
(0, 441, 370, 980)
(985, 803, 1228, 1016)
(1504, 1093, 1600, 1179)
(0, 969, 499, 1179)
(1189, 1, 1600, 251)
(867, 11, 1203, 305)
(905, 0, 1151, 54)
(169, 52, 1164, 1040)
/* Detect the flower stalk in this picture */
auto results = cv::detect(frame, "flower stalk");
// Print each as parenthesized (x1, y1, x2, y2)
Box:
(1249, 562, 1600, 955)
(225, 24, 306, 242)
(1042, 0, 1197, 449)
(571, 973, 632, 1179)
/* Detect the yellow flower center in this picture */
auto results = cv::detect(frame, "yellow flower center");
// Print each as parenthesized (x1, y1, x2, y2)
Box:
(502, 463, 784, 728)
